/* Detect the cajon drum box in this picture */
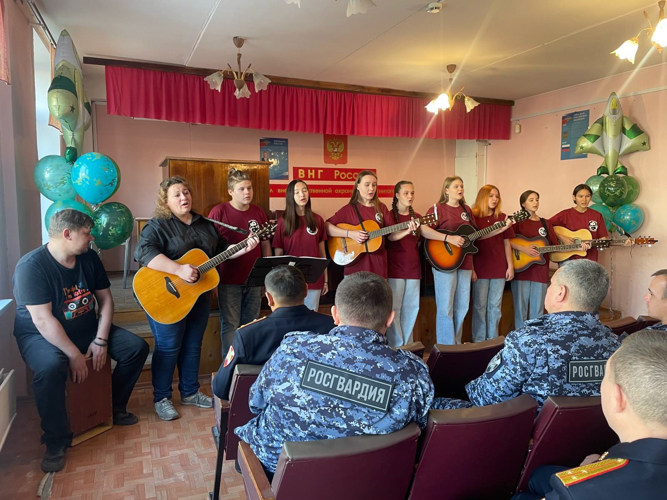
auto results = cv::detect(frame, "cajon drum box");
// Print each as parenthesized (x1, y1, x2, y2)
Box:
(66, 357, 113, 442)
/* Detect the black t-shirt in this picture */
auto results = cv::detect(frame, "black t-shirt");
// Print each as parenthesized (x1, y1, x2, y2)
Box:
(13, 246, 110, 343)
(134, 212, 227, 266)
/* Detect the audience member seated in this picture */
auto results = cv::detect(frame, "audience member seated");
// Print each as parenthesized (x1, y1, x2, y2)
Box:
(12, 210, 149, 472)
(235, 271, 434, 476)
(433, 260, 620, 411)
(514, 330, 667, 499)
(643, 269, 667, 331)
(212, 265, 334, 400)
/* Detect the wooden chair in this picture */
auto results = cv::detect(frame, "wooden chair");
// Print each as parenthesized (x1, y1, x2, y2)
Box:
(123, 217, 150, 289)
(399, 341, 426, 359)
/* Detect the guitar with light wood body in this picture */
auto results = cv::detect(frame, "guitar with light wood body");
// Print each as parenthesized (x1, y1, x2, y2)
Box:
(327, 213, 438, 266)
(133, 222, 276, 324)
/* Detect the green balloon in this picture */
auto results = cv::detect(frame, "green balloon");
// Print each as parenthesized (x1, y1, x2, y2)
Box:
(620, 176, 640, 205)
(585, 175, 605, 205)
(34, 155, 76, 201)
(589, 203, 615, 232)
(91, 202, 133, 250)
(599, 175, 628, 207)
(45, 199, 93, 230)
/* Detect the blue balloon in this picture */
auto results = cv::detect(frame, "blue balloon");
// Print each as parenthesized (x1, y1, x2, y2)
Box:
(589, 203, 615, 232)
(71, 152, 121, 205)
(613, 203, 644, 234)
(44, 199, 93, 230)
(34, 155, 76, 201)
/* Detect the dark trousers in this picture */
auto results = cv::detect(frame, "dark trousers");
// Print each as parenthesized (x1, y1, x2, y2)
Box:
(16, 325, 149, 447)
(147, 295, 209, 403)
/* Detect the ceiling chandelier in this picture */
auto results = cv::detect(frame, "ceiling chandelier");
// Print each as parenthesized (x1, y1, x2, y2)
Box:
(425, 64, 480, 115)
(205, 37, 271, 99)
(611, 1, 667, 64)
(285, 0, 376, 17)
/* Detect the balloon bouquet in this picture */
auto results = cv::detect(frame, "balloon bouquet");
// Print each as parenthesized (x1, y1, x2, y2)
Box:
(576, 92, 649, 235)
(34, 30, 133, 251)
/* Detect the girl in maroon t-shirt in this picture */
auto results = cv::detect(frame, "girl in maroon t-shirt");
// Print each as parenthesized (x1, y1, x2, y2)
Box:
(208, 169, 272, 358)
(471, 185, 515, 342)
(511, 190, 559, 328)
(385, 181, 422, 347)
(273, 179, 329, 311)
(326, 170, 392, 278)
(549, 184, 609, 262)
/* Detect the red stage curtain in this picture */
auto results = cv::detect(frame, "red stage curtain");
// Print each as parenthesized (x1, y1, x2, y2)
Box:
(106, 66, 511, 140)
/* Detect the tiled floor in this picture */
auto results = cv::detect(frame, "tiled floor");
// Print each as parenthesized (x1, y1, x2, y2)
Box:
(0, 384, 245, 500)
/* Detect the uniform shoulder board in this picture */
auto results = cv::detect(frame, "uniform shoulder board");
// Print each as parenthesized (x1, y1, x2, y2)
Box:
(555, 458, 629, 487)
(523, 317, 545, 327)
(238, 316, 268, 330)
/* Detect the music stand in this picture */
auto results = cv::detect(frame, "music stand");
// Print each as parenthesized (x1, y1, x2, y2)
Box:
(244, 256, 330, 288)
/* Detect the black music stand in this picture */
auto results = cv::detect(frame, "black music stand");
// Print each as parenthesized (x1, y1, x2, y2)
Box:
(244, 255, 330, 288)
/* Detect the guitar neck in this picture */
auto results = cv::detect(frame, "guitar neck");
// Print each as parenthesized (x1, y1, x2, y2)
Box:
(366, 217, 425, 239)
(197, 239, 251, 273)
(538, 243, 582, 254)
(468, 220, 507, 242)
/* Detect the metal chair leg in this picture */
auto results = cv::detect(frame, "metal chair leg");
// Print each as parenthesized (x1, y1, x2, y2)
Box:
(122, 237, 131, 289)
(210, 426, 224, 500)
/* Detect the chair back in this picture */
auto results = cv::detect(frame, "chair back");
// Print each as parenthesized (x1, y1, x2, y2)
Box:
(224, 364, 262, 460)
(635, 315, 660, 332)
(399, 341, 426, 359)
(427, 337, 505, 399)
(271, 423, 420, 500)
(604, 316, 637, 335)
(515, 396, 619, 492)
(409, 395, 538, 500)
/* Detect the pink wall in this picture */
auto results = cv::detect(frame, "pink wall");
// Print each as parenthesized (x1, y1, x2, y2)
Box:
(0, 0, 41, 397)
(95, 104, 456, 270)
(487, 63, 667, 318)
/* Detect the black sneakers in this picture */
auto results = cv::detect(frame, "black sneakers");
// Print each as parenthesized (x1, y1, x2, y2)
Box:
(113, 411, 139, 426)
(42, 444, 67, 473)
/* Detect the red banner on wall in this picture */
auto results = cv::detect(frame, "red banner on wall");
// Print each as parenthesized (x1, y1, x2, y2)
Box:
(270, 183, 394, 198)
(292, 166, 375, 182)
(323, 134, 348, 164)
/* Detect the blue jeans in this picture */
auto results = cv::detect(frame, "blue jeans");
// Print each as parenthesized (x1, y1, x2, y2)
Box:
(218, 284, 262, 357)
(511, 280, 547, 329)
(432, 268, 472, 345)
(472, 278, 505, 342)
(147, 295, 209, 403)
(386, 278, 421, 348)
(304, 289, 322, 312)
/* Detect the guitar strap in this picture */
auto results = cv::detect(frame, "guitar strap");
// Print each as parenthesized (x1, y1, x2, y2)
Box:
(352, 203, 371, 253)
(539, 218, 551, 243)
(461, 204, 479, 230)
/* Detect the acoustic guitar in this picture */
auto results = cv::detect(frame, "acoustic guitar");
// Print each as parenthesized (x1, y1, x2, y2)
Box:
(511, 234, 658, 272)
(133, 222, 277, 324)
(327, 212, 438, 266)
(424, 210, 530, 272)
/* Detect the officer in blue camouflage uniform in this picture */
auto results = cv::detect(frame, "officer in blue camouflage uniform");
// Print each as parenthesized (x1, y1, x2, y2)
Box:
(642, 269, 667, 332)
(432, 260, 620, 411)
(513, 330, 667, 500)
(212, 265, 334, 400)
(235, 271, 434, 474)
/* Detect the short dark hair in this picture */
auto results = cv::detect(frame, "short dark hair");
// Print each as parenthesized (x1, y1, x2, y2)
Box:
(573, 184, 592, 197)
(48, 209, 94, 238)
(651, 270, 667, 299)
(265, 265, 307, 305)
(335, 272, 392, 332)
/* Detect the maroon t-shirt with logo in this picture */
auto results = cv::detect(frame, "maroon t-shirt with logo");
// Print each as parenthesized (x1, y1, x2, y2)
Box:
(513, 218, 559, 284)
(472, 213, 515, 280)
(549, 208, 608, 262)
(327, 202, 391, 278)
(208, 202, 269, 285)
(272, 214, 327, 290)
(426, 203, 475, 271)
(385, 211, 422, 280)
